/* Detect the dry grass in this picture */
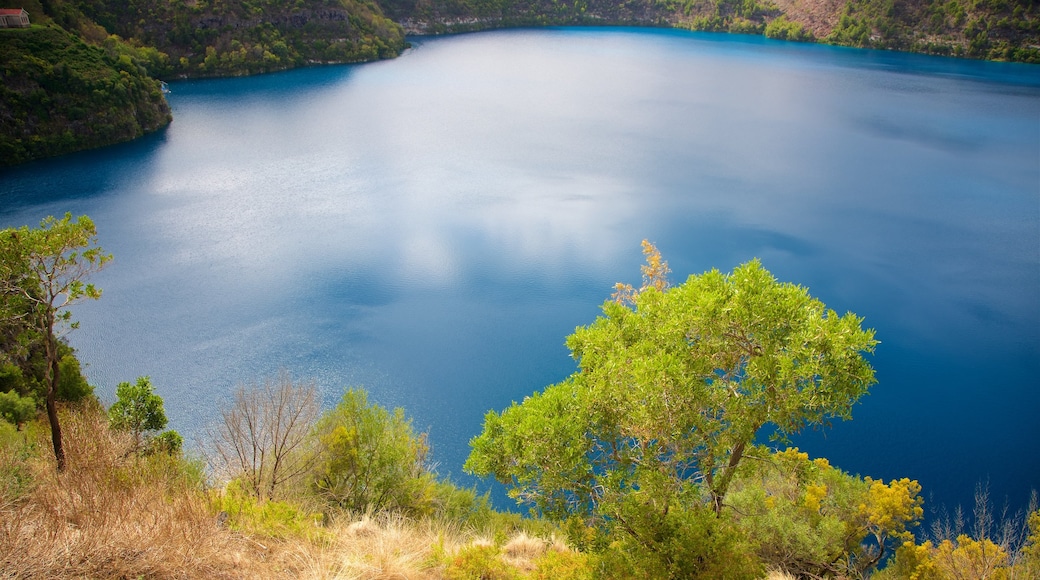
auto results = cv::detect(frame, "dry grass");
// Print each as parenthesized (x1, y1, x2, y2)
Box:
(0, 408, 269, 579)
(284, 513, 458, 579)
(0, 408, 599, 579)
(0, 407, 566, 579)
(0, 406, 796, 580)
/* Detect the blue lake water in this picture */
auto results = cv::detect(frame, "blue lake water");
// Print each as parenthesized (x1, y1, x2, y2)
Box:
(1, 27, 1038, 517)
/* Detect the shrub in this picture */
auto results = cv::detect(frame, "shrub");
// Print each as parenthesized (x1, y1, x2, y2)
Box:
(0, 389, 36, 429)
(531, 548, 593, 580)
(444, 542, 521, 580)
(214, 479, 328, 540)
(765, 16, 814, 41)
(312, 388, 436, 515)
(594, 499, 762, 580)
(57, 353, 94, 403)
(727, 447, 923, 576)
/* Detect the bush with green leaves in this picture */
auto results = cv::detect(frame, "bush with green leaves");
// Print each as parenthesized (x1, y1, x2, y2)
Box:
(147, 429, 183, 456)
(0, 390, 36, 429)
(0, 419, 38, 501)
(466, 244, 878, 576)
(765, 15, 814, 41)
(108, 376, 170, 452)
(312, 388, 437, 515)
(727, 447, 924, 576)
(444, 543, 521, 580)
(56, 354, 94, 403)
(214, 479, 328, 540)
(594, 499, 761, 580)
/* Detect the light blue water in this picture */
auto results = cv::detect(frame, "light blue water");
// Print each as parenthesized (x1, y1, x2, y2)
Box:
(2, 28, 1038, 517)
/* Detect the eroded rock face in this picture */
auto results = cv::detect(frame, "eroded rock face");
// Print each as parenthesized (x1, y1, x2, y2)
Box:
(769, 0, 848, 38)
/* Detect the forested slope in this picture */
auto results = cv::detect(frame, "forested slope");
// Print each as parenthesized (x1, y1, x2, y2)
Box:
(387, 0, 1040, 62)
(0, 0, 405, 165)
(1, 0, 1035, 166)
(0, 23, 171, 166)
(70, 0, 407, 76)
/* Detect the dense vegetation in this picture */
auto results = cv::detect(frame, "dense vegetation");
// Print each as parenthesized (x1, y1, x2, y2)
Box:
(387, 0, 1040, 62)
(2, 220, 1039, 578)
(0, 23, 171, 166)
(1, 0, 1035, 165)
(69, 0, 407, 77)
(0, 0, 405, 166)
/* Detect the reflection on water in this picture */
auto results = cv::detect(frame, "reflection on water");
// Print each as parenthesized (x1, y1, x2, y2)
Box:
(1, 27, 1037, 514)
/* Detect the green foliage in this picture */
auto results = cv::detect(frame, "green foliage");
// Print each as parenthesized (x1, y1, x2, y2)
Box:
(429, 480, 497, 527)
(0, 345, 92, 409)
(0, 213, 110, 470)
(530, 549, 593, 580)
(147, 429, 183, 456)
(467, 247, 876, 576)
(444, 543, 521, 580)
(765, 15, 814, 41)
(0, 420, 38, 501)
(0, 26, 171, 165)
(0, 365, 28, 396)
(727, 447, 924, 576)
(68, 0, 407, 77)
(826, 10, 874, 47)
(467, 251, 877, 522)
(593, 501, 761, 579)
(0, 389, 37, 428)
(818, 0, 1040, 60)
(312, 388, 436, 515)
(108, 376, 169, 451)
(214, 479, 329, 540)
(57, 354, 93, 403)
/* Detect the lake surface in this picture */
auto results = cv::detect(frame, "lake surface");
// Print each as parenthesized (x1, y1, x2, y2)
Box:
(1, 27, 1038, 517)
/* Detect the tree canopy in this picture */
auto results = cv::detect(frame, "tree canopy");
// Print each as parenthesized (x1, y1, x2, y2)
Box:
(313, 388, 434, 514)
(109, 376, 169, 452)
(0, 213, 111, 469)
(466, 247, 878, 525)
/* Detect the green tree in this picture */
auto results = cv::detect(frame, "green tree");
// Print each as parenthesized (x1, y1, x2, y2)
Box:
(0, 214, 111, 470)
(466, 246, 876, 541)
(57, 353, 94, 403)
(109, 376, 168, 452)
(0, 389, 36, 429)
(312, 388, 434, 514)
(727, 447, 924, 576)
(148, 429, 184, 456)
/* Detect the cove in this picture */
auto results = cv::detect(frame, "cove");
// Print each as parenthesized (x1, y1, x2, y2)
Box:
(1, 27, 1037, 516)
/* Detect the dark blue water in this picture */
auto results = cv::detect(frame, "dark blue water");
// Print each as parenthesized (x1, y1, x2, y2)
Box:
(2, 28, 1038, 517)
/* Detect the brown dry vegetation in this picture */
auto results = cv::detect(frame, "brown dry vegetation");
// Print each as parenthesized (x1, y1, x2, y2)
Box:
(0, 406, 571, 579)
(0, 408, 268, 579)
(769, 0, 848, 37)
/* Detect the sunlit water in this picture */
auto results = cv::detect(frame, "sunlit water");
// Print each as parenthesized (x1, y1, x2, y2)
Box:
(2, 27, 1038, 516)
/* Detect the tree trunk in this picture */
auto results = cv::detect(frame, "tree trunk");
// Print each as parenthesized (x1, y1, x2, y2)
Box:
(711, 439, 748, 517)
(44, 327, 65, 471)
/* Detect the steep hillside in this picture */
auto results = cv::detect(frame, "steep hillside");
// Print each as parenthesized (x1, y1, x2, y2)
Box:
(386, 0, 1040, 62)
(0, 0, 406, 165)
(1, 0, 1034, 166)
(819, 0, 1040, 60)
(69, 0, 407, 77)
(0, 23, 171, 166)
